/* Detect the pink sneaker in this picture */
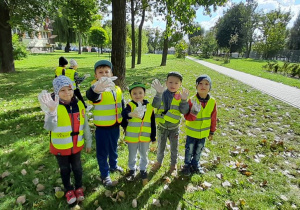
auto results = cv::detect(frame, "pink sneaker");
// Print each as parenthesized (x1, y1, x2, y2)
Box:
(75, 188, 85, 202)
(65, 190, 76, 204)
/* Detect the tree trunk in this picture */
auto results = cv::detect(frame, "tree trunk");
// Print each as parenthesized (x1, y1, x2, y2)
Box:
(137, 7, 145, 64)
(160, 35, 168, 66)
(65, 41, 70, 52)
(112, 0, 126, 90)
(0, 2, 15, 73)
(78, 32, 82, 54)
(131, 0, 135, 69)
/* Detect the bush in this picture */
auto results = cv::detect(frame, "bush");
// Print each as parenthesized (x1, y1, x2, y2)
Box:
(12, 34, 28, 60)
(290, 64, 300, 77)
(175, 40, 188, 59)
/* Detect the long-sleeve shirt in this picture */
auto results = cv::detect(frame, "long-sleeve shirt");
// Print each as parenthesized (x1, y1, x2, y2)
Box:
(184, 93, 217, 135)
(152, 89, 189, 129)
(122, 99, 156, 142)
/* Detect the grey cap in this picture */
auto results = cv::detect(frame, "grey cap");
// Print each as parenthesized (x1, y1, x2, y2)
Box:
(53, 75, 74, 95)
(196, 74, 212, 90)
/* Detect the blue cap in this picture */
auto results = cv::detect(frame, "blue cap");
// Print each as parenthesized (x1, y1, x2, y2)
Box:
(94, 60, 113, 72)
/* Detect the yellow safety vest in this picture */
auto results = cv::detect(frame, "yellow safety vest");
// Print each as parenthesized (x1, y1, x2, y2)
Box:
(156, 92, 181, 124)
(55, 67, 76, 88)
(51, 101, 85, 149)
(125, 102, 153, 143)
(92, 86, 123, 126)
(186, 96, 215, 139)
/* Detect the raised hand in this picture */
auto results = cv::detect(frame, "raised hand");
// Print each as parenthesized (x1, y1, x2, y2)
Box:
(180, 87, 189, 100)
(190, 99, 201, 116)
(38, 90, 59, 113)
(93, 77, 115, 93)
(151, 79, 164, 94)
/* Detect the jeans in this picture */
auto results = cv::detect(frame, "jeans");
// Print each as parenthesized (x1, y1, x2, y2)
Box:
(95, 126, 120, 178)
(56, 151, 82, 192)
(184, 136, 206, 167)
(127, 142, 150, 171)
(156, 126, 179, 166)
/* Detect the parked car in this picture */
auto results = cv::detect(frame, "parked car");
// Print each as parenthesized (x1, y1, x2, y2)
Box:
(82, 47, 88, 52)
(91, 47, 98, 52)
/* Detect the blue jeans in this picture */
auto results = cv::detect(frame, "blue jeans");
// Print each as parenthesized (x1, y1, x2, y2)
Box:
(95, 126, 120, 178)
(184, 136, 206, 167)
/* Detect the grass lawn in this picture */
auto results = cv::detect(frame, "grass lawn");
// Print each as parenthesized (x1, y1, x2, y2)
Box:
(200, 57, 300, 89)
(1, 52, 300, 209)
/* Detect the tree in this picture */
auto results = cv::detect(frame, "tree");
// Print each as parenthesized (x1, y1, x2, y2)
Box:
(112, 0, 127, 89)
(89, 27, 108, 54)
(52, 10, 77, 52)
(63, 0, 99, 54)
(130, 0, 137, 68)
(199, 31, 218, 58)
(254, 9, 291, 59)
(175, 40, 188, 58)
(215, 2, 253, 53)
(0, 0, 53, 73)
(155, 0, 228, 66)
(189, 35, 203, 55)
(287, 14, 300, 50)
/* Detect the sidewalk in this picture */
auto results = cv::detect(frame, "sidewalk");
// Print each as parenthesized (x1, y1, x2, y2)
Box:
(187, 56, 300, 109)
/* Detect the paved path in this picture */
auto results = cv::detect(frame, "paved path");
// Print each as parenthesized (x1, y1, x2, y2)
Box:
(187, 56, 300, 109)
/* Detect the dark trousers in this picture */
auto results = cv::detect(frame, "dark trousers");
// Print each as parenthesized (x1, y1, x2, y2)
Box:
(74, 88, 87, 108)
(95, 126, 120, 178)
(184, 136, 206, 167)
(56, 152, 82, 192)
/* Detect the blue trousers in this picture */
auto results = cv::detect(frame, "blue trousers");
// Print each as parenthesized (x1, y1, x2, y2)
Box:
(95, 126, 120, 178)
(184, 136, 206, 167)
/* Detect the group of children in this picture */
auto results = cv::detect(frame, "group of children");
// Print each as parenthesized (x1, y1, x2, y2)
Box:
(38, 57, 217, 205)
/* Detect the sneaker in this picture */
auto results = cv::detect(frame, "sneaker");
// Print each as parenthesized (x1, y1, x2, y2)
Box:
(126, 170, 136, 181)
(169, 165, 177, 174)
(151, 162, 161, 172)
(192, 166, 205, 174)
(110, 165, 124, 173)
(181, 165, 191, 176)
(101, 176, 113, 187)
(75, 187, 84, 202)
(65, 190, 76, 204)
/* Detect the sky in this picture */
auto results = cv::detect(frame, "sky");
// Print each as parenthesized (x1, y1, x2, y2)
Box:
(147, 0, 300, 31)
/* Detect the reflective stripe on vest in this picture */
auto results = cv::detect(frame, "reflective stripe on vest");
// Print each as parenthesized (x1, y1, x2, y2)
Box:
(55, 68, 76, 88)
(125, 102, 153, 143)
(93, 86, 123, 126)
(186, 97, 215, 139)
(51, 101, 85, 149)
(155, 93, 181, 124)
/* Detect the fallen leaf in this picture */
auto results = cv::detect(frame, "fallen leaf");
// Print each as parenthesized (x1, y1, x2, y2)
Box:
(132, 199, 137, 208)
(222, 180, 231, 187)
(153, 199, 161, 207)
(38, 192, 45, 196)
(260, 180, 268, 187)
(96, 206, 102, 210)
(118, 191, 125, 198)
(72, 204, 81, 209)
(225, 200, 239, 210)
(36, 184, 45, 192)
(111, 180, 118, 186)
(216, 174, 223, 180)
(1, 171, 10, 178)
(21, 169, 27, 176)
(279, 195, 288, 201)
(0, 192, 5, 198)
(32, 178, 39, 185)
(164, 176, 171, 184)
(16, 195, 26, 204)
(94, 200, 99, 206)
(201, 181, 212, 189)
(239, 199, 246, 206)
(105, 190, 111, 197)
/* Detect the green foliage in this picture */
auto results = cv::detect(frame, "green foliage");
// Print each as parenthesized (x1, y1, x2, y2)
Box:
(254, 9, 291, 59)
(262, 61, 300, 78)
(89, 26, 108, 49)
(175, 40, 188, 58)
(12, 34, 28, 60)
(287, 14, 300, 50)
(126, 37, 132, 57)
(199, 31, 218, 58)
(189, 35, 202, 54)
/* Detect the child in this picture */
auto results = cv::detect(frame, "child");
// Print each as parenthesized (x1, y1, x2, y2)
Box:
(55, 56, 68, 78)
(182, 74, 217, 176)
(38, 75, 92, 205)
(122, 82, 156, 185)
(86, 60, 124, 187)
(151, 72, 190, 174)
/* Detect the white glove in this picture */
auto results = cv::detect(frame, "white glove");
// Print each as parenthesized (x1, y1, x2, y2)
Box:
(83, 73, 91, 79)
(190, 99, 201, 116)
(129, 102, 146, 119)
(38, 90, 59, 114)
(151, 79, 164, 94)
(180, 87, 189, 100)
(93, 76, 117, 93)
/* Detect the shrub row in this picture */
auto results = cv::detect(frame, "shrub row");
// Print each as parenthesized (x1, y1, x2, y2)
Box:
(262, 62, 300, 78)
